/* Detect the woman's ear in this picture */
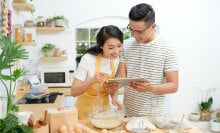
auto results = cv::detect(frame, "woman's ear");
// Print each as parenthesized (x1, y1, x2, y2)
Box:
(151, 23, 157, 29)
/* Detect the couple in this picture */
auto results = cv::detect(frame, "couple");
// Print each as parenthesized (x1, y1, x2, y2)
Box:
(71, 3, 179, 120)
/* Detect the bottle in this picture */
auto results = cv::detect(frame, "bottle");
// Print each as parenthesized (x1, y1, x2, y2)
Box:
(36, 16, 45, 27)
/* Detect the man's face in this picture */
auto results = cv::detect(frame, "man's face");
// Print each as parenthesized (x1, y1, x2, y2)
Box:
(127, 20, 155, 43)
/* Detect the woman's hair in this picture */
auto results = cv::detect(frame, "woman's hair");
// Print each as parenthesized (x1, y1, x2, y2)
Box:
(84, 25, 123, 55)
(129, 3, 155, 26)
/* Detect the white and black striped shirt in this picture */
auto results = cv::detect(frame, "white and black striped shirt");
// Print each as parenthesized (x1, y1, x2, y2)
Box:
(120, 35, 178, 117)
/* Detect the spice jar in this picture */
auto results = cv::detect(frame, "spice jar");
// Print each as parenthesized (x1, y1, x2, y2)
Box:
(36, 16, 45, 27)
(24, 20, 34, 27)
(61, 50, 67, 57)
(53, 48, 61, 57)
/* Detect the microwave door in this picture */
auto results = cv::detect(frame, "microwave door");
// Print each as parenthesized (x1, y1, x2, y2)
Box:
(44, 72, 66, 87)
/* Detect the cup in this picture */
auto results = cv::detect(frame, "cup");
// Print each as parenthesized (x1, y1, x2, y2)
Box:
(17, 111, 33, 125)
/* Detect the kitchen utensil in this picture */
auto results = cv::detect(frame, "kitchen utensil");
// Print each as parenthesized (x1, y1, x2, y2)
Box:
(92, 84, 103, 114)
(88, 108, 125, 129)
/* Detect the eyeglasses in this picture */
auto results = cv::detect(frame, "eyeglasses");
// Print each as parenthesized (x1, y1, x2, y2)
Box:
(127, 24, 149, 35)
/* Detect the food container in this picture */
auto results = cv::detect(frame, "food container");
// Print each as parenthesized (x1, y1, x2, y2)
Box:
(24, 20, 35, 27)
(88, 109, 125, 129)
(36, 16, 44, 27)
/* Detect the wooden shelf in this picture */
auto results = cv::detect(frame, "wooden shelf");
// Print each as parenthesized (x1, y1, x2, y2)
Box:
(18, 42, 36, 46)
(40, 56, 68, 61)
(36, 27, 65, 31)
(12, 2, 32, 11)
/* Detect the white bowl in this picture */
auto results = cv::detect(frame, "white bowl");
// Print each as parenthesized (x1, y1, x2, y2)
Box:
(189, 112, 200, 121)
(88, 109, 125, 129)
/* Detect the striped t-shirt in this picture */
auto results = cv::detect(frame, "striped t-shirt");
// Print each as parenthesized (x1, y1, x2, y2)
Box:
(120, 35, 178, 117)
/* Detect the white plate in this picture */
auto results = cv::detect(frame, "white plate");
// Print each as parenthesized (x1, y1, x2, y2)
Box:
(126, 117, 156, 132)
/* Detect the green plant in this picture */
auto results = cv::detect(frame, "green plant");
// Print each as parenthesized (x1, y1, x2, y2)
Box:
(0, 113, 32, 133)
(200, 97, 213, 111)
(0, 36, 28, 114)
(41, 43, 55, 53)
(53, 15, 65, 20)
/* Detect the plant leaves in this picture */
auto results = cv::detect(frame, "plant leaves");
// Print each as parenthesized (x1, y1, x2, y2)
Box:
(0, 113, 32, 133)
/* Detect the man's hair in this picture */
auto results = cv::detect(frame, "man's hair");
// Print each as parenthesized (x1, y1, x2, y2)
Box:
(129, 3, 155, 26)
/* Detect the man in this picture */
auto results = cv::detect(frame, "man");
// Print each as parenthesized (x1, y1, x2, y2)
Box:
(107, 3, 179, 117)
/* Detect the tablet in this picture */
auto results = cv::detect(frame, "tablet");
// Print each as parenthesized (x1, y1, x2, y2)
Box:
(107, 77, 145, 87)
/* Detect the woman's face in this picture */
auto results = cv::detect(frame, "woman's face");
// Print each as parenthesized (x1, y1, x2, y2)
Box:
(101, 38, 123, 59)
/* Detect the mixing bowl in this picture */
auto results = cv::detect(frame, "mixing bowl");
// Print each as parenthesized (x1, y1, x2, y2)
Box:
(88, 109, 125, 129)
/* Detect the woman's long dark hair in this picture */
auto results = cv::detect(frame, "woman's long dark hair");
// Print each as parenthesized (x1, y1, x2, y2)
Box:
(84, 25, 123, 55)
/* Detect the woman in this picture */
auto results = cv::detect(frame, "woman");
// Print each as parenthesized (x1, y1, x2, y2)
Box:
(71, 25, 123, 119)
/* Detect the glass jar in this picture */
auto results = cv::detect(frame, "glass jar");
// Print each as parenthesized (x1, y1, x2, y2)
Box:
(45, 18, 53, 27)
(36, 16, 45, 27)
(61, 50, 67, 57)
(24, 20, 34, 27)
(53, 48, 61, 57)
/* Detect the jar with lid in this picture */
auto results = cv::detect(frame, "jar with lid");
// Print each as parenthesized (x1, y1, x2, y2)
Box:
(24, 20, 34, 27)
(36, 16, 45, 27)
(61, 50, 67, 57)
(53, 48, 61, 57)
(45, 18, 54, 27)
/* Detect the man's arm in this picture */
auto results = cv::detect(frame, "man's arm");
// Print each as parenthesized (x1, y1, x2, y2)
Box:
(152, 71, 179, 94)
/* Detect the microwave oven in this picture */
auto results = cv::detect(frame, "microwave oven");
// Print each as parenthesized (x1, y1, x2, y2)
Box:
(40, 68, 74, 87)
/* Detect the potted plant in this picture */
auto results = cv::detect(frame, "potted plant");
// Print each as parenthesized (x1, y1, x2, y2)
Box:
(211, 112, 220, 132)
(41, 43, 55, 57)
(199, 88, 216, 121)
(53, 15, 66, 27)
(0, 35, 32, 132)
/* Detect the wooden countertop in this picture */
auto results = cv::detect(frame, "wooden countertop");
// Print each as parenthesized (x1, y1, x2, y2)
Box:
(14, 92, 203, 133)
(48, 87, 124, 96)
(79, 117, 204, 133)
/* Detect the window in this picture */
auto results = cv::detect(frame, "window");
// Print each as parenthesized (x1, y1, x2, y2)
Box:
(75, 27, 131, 55)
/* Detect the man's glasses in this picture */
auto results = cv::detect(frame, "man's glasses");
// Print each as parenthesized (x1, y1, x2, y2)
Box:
(127, 24, 150, 35)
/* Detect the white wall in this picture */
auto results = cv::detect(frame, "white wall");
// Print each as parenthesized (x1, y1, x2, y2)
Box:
(12, 0, 220, 115)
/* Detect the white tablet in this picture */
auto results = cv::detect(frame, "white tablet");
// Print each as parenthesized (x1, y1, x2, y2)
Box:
(107, 77, 145, 87)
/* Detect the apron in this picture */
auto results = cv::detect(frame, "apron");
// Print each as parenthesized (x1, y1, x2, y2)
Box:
(75, 53, 115, 119)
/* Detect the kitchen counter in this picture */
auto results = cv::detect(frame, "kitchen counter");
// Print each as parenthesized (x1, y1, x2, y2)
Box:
(14, 92, 64, 120)
(14, 92, 204, 132)
(48, 87, 124, 96)
(79, 117, 204, 133)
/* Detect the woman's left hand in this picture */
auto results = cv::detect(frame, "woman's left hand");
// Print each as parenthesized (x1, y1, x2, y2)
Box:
(103, 81, 120, 93)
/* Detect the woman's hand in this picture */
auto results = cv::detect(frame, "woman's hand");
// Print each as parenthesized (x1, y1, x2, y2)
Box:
(91, 71, 108, 84)
(103, 81, 120, 93)
(111, 97, 123, 110)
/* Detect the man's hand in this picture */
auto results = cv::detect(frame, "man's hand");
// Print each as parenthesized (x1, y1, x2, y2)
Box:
(128, 80, 154, 93)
